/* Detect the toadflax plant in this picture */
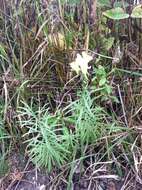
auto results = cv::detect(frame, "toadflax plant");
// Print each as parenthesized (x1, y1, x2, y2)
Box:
(18, 102, 72, 171)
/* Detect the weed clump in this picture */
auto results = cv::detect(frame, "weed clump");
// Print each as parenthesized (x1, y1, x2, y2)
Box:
(0, 0, 142, 188)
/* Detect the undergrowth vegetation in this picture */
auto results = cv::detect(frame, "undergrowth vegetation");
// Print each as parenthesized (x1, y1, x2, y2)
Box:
(0, 0, 142, 189)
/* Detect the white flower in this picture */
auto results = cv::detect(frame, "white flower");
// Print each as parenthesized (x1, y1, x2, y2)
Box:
(69, 51, 93, 78)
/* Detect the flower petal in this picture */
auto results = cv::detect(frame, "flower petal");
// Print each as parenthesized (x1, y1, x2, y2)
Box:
(70, 61, 80, 74)
(69, 52, 93, 78)
(82, 52, 93, 63)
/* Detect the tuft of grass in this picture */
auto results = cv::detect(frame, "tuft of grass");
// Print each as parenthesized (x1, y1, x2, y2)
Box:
(18, 102, 74, 171)
(0, 154, 9, 178)
(18, 89, 130, 173)
(0, 1, 141, 188)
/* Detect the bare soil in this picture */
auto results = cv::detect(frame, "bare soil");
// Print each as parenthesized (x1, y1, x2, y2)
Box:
(0, 152, 142, 190)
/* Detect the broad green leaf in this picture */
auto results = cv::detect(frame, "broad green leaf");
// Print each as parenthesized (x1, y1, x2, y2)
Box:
(131, 5, 142, 18)
(103, 7, 129, 20)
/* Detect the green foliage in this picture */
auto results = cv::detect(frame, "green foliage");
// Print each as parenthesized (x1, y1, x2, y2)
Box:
(92, 65, 115, 102)
(102, 37, 115, 51)
(63, 90, 119, 145)
(0, 102, 10, 153)
(18, 102, 73, 171)
(0, 105, 10, 177)
(0, 44, 8, 62)
(131, 5, 142, 18)
(0, 1, 141, 185)
(103, 5, 142, 20)
(103, 7, 129, 20)
(0, 154, 9, 177)
(60, 0, 80, 5)
(98, 0, 111, 7)
(18, 89, 124, 171)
